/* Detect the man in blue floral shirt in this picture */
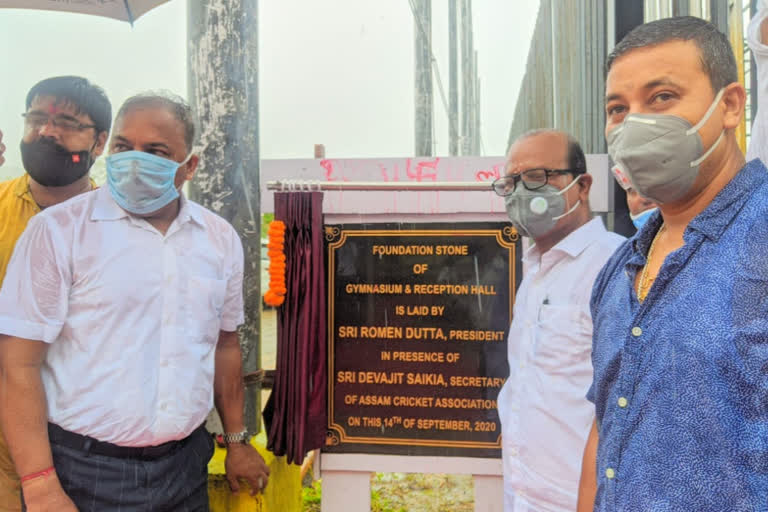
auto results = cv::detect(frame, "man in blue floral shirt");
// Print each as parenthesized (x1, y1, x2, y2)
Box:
(577, 16, 767, 512)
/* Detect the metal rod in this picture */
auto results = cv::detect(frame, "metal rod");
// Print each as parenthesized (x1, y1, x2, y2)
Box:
(449, 0, 459, 156)
(267, 180, 494, 192)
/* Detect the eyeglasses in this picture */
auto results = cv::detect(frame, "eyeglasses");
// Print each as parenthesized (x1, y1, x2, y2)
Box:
(492, 168, 583, 196)
(22, 112, 96, 132)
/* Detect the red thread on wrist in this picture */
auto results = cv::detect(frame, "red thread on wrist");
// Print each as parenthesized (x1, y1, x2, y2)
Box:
(20, 466, 55, 484)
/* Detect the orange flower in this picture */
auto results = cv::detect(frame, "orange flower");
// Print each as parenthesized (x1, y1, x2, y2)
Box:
(264, 220, 288, 307)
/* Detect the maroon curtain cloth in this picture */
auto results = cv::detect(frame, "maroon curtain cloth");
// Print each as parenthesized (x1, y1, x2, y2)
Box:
(263, 191, 326, 465)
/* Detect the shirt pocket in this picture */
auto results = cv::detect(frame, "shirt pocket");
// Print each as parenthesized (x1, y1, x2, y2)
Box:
(534, 304, 591, 372)
(185, 275, 227, 345)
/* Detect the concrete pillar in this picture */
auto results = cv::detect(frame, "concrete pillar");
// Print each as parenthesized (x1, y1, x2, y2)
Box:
(187, 0, 262, 433)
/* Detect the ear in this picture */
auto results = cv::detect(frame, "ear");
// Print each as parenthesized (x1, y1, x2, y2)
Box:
(182, 154, 199, 181)
(92, 131, 108, 157)
(577, 173, 593, 201)
(721, 82, 746, 131)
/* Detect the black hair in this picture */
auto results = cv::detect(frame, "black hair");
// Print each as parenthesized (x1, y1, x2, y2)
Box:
(606, 16, 738, 92)
(567, 135, 587, 174)
(26, 76, 112, 135)
(116, 92, 195, 150)
(516, 129, 587, 175)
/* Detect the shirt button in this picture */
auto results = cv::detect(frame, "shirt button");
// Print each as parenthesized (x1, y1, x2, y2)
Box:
(605, 468, 616, 479)
(618, 397, 628, 408)
(631, 326, 642, 337)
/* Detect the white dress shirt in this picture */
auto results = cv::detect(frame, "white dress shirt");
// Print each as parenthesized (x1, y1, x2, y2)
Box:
(748, 7, 768, 165)
(497, 217, 624, 512)
(0, 187, 244, 447)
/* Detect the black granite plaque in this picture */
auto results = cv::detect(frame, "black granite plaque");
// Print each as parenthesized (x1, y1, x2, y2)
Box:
(323, 222, 521, 458)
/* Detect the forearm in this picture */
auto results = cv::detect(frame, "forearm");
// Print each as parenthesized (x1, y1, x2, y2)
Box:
(214, 331, 246, 433)
(0, 350, 53, 475)
(577, 418, 599, 512)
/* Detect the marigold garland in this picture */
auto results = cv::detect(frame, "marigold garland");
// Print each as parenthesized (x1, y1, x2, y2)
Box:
(264, 220, 287, 307)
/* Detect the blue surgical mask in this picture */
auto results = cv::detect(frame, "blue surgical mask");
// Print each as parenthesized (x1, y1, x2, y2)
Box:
(106, 151, 190, 215)
(630, 207, 658, 230)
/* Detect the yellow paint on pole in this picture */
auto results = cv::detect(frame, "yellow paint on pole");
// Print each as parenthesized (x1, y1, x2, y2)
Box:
(730, 0, 747, 154)
(208, 431, 302, 512)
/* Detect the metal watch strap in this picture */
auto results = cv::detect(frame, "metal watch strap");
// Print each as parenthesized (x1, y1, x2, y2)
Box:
(222, 429, 250, 444)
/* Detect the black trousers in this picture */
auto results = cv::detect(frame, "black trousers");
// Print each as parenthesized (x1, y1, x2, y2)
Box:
(22, 426, 213, 512)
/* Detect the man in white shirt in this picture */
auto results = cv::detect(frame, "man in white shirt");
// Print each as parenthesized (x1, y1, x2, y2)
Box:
(0, 93, 269, 511)
(747, 0, 768, 164)
(492, 130, 624, 511)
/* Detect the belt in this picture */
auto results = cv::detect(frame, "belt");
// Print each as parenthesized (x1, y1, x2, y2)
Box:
(48, 423, 201, 461)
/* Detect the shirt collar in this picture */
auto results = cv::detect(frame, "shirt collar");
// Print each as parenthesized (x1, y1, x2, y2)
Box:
(91, 187, 205, 228)
(630, 159, 768, 260)
(91, 186, 127, 221)
(686, 158, 768, 241)
(523, 216, 607, 265)
(13, 174, 35, 207)
(177, 194, 206, 227)
(15, 173, 98, 210)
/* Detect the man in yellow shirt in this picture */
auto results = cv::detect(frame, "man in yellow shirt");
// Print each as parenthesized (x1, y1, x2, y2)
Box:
(0, 75, 111, 510)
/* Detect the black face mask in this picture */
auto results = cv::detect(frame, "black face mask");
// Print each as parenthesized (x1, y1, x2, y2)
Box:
(20, 138, 95, 187)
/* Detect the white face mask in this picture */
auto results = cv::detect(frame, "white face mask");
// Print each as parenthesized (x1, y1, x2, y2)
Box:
(607, 88, 725, 204)
(504, 175, 581, 239)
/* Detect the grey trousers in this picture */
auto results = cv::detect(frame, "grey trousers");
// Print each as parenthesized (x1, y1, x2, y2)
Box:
(23, 427, 213, 512)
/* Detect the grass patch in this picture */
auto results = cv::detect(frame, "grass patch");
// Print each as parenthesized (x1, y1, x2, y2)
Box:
(302, 473, 473, 511)
(302, 480, 321, 511)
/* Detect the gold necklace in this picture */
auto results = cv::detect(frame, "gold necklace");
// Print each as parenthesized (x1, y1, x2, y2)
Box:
(637, 224, 666, 303)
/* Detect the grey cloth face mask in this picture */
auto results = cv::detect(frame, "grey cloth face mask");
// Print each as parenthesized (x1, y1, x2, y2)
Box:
(505, 175, 581, 239)
(606, 88, 725, 204)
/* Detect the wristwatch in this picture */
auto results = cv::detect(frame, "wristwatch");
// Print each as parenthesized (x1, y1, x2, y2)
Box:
(222, 429, 251, 445)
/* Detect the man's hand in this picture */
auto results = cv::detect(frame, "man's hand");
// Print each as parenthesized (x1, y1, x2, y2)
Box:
(0, 129, 6, 167)
(224, 443, 270, 496)
(21, 473, 78, 511)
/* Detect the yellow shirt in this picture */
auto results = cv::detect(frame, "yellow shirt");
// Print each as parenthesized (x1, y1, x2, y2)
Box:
(0, 174, 98, 286)
(0, 174, 40, 511)
(0, 174, 41, 287)
(0, 173, 96, 510)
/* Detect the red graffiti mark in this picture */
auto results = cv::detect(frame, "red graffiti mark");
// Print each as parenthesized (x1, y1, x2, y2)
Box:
(379, 164, 389, 181)
(320, 159, 336, 181)
(406, 157, 440, 182)
(379, 163, 402, 182)
(475, 165, 501, 182)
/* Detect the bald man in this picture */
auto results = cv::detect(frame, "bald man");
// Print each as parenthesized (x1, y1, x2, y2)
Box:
(492, 130, 624, 511)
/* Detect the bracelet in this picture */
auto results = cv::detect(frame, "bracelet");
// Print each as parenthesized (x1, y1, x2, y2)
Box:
(20, 466, 55, 484)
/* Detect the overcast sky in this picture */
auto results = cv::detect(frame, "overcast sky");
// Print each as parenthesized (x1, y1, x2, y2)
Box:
(0, 0, 540, 180)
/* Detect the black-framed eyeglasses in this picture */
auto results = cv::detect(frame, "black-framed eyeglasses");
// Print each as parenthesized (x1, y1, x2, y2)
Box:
(492, 168, 584, 196)
(22, 112, 96, 132)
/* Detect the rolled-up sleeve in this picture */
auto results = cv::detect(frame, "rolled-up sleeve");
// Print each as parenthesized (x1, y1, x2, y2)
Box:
(219, 226, 245, 332)
(0, 215, 71, 343)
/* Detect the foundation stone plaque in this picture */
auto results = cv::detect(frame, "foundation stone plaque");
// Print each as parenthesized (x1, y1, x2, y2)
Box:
(324, 222, 520, 457)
